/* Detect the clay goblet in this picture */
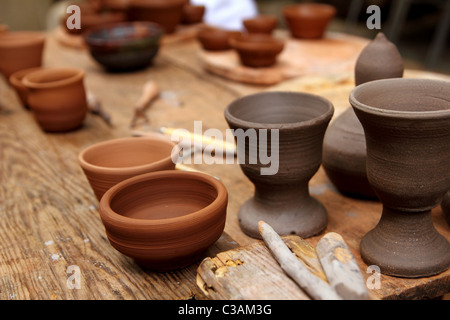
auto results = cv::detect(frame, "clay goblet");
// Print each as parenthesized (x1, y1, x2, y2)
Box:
(350, 78, 450, 278)
(225, 92, 334, 239)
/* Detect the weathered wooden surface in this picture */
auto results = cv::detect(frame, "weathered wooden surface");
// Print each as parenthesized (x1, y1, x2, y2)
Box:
(0, 28, 449, 300)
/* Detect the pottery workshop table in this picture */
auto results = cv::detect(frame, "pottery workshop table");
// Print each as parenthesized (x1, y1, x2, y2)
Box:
(0, 29, 449, 300)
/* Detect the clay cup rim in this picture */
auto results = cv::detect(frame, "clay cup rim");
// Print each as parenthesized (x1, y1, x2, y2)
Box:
(22, 68, 85, 90)
(9, 67, 44, 89)
(0, 31, 45, 48)
(229, 34, 284, 53)
(282, 3, 337, 19)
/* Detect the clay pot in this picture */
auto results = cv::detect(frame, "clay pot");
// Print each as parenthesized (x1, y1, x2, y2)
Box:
(22, 68, 87, 132)
(283, 3, 336, 39)
(322, 32, 404, 199)
(79, 137, 177, 201)
(84, 22, 163, 72)
(350, 78, 450, 278)
(99, 170, 228, 270)
(196, 27, 241, 51)
(243, 15, 278, 35)
(128, 0, 185, 34)
(181, 4, 205, 24)
(9, 67, 42, 109)
(225, 92, 334, 239)
(442, 192, 450, 228)
(229, 34, 285, 68)
(0, 31, 45, 78)
(63, 11, 127, 35)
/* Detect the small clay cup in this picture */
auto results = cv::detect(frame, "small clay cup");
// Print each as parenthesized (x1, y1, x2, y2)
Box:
(79, 137, 177, 201)
(0, 31, 45, 78)
(350, 78, 450, 277)
(442, 192, 450, 228)
(99, 170, 228, 271)
(229, 34, 285, 68)
(181, 4, 205, 24)
(22, 68, 87, 133)
(243, 15, 278, 35)
(196, 27, 241, 51)
(9, 67, 42, 109)
(128, 0, 185, 34)
(283, 3, 336, 39)
(225, 92, 334, 239)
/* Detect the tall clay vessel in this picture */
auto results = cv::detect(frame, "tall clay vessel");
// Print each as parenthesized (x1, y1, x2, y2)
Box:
(322, 32, 404, 199)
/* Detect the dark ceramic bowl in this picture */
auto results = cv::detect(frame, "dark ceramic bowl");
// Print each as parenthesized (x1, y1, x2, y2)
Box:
(196, 27, 241, 51)
(243, 15, 278, 34)
(84, 22, 163, 72)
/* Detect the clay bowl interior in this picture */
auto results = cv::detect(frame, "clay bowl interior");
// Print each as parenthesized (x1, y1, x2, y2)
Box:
(196, 27, 241, 51)
(182, 4, 205, 24)
(9, 67, 43, 108)
(229, 34, 285, 68)
(84, 22, 163, 72)
(79, 137, 176, 201)
(243, 15, 278, 34)
(99, 170, 228, 271)
(283, 3, 336, 39)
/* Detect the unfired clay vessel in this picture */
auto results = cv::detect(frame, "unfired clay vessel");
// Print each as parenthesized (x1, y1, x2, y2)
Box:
(22, 68, 87, 132)
(322, 32, 404, 199)
(197, 27, 241, 51)
(0, 31, 45, 78)
(99, 170, 228, 271)
(225, 92, 334, 239)
(181, 4, 205, 24)
(9, 67, 42, 109)
(243, 15, 278, 35)
(79, 137, 176, 201)
(350, 78, 450, 278)
(442, 192, 450, 228)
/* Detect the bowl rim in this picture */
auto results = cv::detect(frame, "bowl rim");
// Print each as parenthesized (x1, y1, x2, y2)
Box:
(99, 170, 228, 227)
(282, 3, 337, 17)
(22, 67, 84, 89)
(0, 31, 45, 48)
(78, 136, 177, 175)
(9, 67, 44, 88)
(350, 78, 450, 119)
(229, 34, 284, 52)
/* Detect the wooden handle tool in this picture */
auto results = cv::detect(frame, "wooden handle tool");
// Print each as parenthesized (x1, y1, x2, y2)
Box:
(130, 80, 160, 128)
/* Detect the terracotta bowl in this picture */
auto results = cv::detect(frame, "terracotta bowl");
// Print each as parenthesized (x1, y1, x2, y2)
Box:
(196, 27, 241, 51)
(9, 67, 42, 109)
(229, 34, 285, 68)
(84, 22, 163, 72)
(128, 0, 186, 34)
(79, 137, 177, 201)
(283, 3, 336, 39)
(0, 31, 45, 78)
(99, 170, 228, 271)
(442, 192, 450, 228)
(182, 4, 205, 24)
(243, 15, 278, 34)
(22, 68, 87, 133)
(63, 11, 127, 35)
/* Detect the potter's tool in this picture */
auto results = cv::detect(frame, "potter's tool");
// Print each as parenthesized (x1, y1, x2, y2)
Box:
(130, 80, 160, 129)
(87, 91, 112, 126)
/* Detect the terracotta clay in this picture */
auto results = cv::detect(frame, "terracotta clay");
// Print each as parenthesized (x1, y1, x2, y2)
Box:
(229, 34, 285, 68)
(225, 92, 334, 239)
(181, 4, 205, 24)
(283, 3, 336, 39)
(22, 68, 87, 132)
(128, 0, 186, 34)
(99, 170, 228, 271)
(350, 78, 450, 278)
(322, 32, 404, 199)
(442, 192, 450, 228)
(63, 11, 126, 35)
(243, 15, 278, 35)
(9, 67, 42, 109)
(0, 31, 45, 78)
(79, 137, 176, 201)
(196, 27, 241, 51)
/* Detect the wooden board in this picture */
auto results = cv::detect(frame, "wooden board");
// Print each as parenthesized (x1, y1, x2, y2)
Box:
(199, 32, 368, 85)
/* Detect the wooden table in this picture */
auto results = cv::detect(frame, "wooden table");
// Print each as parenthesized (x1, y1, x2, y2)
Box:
(0, 29, 449, 300)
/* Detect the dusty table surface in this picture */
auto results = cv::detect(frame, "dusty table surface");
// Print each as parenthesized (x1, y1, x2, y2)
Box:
(0, 29, 449, 300)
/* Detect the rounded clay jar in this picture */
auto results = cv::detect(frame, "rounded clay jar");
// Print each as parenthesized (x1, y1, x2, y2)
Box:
(99, 170, 228, 271)
(79, 136, 176, 201)
(22, 68, 87, 132)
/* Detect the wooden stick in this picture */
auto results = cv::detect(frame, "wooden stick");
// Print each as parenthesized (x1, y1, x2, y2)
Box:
(87, 91, 112, 126)
(130, 80, 160, 128)
(258, 221, 342, 300)
(316, 232, 370, 300)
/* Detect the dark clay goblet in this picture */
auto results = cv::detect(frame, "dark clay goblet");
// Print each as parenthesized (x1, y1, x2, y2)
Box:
(350, 78, 450, 278)
(225, 92, 334, 239)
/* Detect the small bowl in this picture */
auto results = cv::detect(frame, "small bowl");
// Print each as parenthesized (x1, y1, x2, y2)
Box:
(196, 27, 241, 51)
(243, 15, 278, 34)
(283, 3, 336, 39)
(182, 4, 205, 24)
(84, 22, 163, 72)
(79, 137, 177, 201)
(9, 67, 42, 109)
(62, 11, 127, 35)
(229, 34, 285, 68)
(99, 170, 228, 271)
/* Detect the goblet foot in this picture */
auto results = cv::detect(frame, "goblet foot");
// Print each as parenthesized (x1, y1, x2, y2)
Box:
(238, 195, 327, 239)
(361, 207, 450, 278)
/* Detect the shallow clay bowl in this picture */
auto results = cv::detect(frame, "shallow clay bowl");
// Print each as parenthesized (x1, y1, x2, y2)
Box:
(196, 27, 241, 51)
(283, 3, 336, 39)
(9, 67, 42, 109)
(84, 22, 163, 72)
(182, 4, 205, 24)
(229, 34, 285, 68)
(243, 15, 278, 34)
(99, 170, 228, 271)
(79, 137, 176, 201)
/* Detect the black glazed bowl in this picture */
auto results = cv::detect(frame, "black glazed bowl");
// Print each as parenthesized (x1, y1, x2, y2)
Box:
(84, 22, 163, 72)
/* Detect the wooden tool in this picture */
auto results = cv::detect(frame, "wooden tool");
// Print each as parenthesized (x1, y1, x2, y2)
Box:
(130, 80, 160, 128)
(86, 91, 112, 126)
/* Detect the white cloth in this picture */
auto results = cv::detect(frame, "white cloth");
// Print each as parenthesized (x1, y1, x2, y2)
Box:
(191, 0, 259, 31)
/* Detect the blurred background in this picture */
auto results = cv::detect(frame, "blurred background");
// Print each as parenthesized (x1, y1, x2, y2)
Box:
(0, 0, 449, 74)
